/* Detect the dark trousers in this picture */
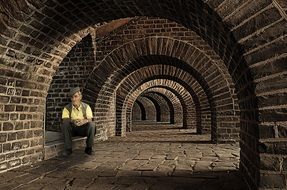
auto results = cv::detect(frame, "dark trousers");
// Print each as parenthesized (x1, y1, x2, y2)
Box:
(62, 120, 95, 150)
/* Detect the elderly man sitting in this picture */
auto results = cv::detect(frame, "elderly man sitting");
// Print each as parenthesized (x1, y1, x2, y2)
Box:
(61, 87, 95, 156)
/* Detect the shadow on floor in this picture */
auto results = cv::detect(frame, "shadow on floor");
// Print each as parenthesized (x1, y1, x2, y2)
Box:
(0, 152, 247, 190)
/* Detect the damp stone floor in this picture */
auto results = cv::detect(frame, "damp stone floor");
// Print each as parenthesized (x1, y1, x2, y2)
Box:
(0, 124, 247, 190)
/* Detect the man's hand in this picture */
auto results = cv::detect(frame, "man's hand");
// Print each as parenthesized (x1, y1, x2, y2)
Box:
(72, 119, 89, 127)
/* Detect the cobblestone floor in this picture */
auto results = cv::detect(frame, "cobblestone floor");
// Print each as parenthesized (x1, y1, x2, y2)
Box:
(0, 125, 247, 190)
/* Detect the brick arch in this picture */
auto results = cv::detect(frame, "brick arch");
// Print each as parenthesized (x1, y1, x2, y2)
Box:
(85, 37, 236, 107)
(0, 1, 239, 69)
(131, 91, 178, 131)
(113, 63, 217, 137)
(94, 17, 236, 91)
(85, 38, 238, 132)
(131, 101, 141, 121)
(133, 100, 146, 121)
(141, 94, 166, 123)
(142, 92, 174, 124)
(123, 80, 196, 135)
(0, 1, 249, 95)
(136, 96, 158, 122)
(89, 53, 239, 141)
(45, 34, 95, 131)
(143, 88, 184, 126)
(84, 38, 239, 137)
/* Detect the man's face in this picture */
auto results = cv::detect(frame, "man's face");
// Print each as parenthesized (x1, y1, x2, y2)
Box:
(71, 91, 82, 107)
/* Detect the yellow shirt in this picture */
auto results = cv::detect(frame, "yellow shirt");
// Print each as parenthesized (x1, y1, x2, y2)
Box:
(62, 103, 93, 120)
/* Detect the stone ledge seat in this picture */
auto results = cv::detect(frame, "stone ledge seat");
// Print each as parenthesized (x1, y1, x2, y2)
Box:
(44, 131, 87, 160)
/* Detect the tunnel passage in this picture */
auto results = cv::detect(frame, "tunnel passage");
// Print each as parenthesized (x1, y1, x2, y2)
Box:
(1, 1, 286, 189)
(88, 53, 240, 142)
(136, 96, 159, 122)
(115, 66, 202, 136)
(130, 85, 187, 132)
(141, 93, 171, 123)
(143, 88, 184, 125)
(126, 80, 194, 133)
(142, 91, 175, 124)
(131, 91, 175, 130)
(132, 100, 146, 121)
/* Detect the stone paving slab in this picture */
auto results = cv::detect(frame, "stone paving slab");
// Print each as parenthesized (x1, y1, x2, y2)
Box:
(193, 161, 213, 172)
(155, 165, 175, 176)
(0, 128, 246, 190)
(143, 159, 165, 170)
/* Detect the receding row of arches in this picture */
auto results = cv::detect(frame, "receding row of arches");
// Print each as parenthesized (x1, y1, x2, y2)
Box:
(132, 92, 174, 124)
(44, 21, 244, 186)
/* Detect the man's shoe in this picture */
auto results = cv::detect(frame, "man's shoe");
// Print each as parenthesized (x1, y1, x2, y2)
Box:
(63, 149, 72, 157)
(85, 147, 94, 155)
